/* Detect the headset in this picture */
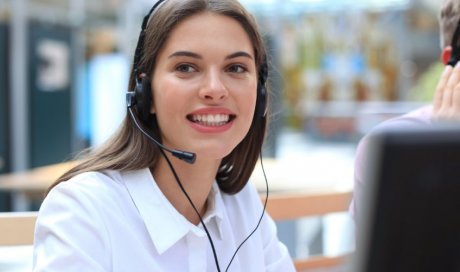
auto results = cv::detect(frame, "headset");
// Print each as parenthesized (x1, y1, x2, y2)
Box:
(447, 19, 460, 66)
(125, 1, 270, 271)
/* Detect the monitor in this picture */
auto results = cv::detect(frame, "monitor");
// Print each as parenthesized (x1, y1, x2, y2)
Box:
(352, 125, 460, 272)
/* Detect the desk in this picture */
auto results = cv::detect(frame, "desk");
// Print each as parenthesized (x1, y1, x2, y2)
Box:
(252, 157, 352, 194)
(0, 162, 77, 193)
(0, 158, 353, 213)
(0, 161, 78, 206)
(0, 159, 352, 194)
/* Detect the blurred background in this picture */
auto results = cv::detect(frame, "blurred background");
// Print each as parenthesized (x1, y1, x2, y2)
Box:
(0, 0, 443, 269)
(0, 0, 441, 171)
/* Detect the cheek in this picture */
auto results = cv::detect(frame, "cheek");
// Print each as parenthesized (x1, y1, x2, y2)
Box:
(246, 85, 259, 115)
(248, 96, 257, 119)
(152, 85, 187, 129)
(153, 94, 178, 120)
(151, 78, 180, 113)
(239, 89, 258, 128)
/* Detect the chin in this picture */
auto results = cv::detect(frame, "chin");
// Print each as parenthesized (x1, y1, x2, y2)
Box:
(197, 146, 235, 161)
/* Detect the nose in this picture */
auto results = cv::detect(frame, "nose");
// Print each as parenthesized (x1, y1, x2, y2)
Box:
(199, 69, 228, 102)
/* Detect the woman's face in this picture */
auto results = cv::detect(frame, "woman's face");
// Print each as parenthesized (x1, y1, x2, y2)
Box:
(151, 12, 258, 161)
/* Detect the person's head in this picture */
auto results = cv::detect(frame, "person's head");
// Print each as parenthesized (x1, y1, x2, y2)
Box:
(440, 0, 460, 64)
(53, 0, 269, 194)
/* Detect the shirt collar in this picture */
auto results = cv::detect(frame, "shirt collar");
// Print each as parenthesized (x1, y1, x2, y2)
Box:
(202, 183, 224, 240)
(121, 168, 225, 254)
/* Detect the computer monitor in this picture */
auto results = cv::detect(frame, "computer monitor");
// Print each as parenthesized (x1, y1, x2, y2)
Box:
(352, 125, 460, 272)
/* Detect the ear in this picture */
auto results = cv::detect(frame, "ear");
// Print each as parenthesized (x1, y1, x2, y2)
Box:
(442, 46, 452, 65)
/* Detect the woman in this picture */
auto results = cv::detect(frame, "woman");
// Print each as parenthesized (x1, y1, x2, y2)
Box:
(33, 0, 295, 271)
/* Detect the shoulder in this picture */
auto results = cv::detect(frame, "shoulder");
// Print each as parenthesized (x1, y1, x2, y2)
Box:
(48, 170, 123, 201)
(355, 105, 433, 177)
(38, 171, 118, 221)
(358, 105, 433, 150)
(42, 168, 151, 214)
(371, 105, 433, 133)
(220, 181, 263, 215)
(351, 106, 433, 219)
(34, 170, 135, 270)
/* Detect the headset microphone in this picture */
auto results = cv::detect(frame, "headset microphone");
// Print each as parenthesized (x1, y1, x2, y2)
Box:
(126, 92, 197, 164)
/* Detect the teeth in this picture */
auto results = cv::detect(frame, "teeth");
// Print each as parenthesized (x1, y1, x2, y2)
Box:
(191, 114, 230, 126)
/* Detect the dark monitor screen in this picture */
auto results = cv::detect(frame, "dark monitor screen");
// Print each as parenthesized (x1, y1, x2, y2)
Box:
(352, 126, 460, 272)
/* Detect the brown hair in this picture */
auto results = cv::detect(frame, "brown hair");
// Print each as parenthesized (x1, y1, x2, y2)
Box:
(49, 0, 269, 195)
(440, 0, 460, 48)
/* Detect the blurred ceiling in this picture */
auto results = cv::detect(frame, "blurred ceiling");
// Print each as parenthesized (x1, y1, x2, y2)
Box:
(25, 0, 420, 16)
(3, 0, 439, 26)
(421, 0, 441, 12)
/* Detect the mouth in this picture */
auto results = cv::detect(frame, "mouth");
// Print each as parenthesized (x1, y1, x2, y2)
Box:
(187, 114, 236, 127)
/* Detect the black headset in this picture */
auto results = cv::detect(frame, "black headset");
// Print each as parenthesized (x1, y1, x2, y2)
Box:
(448, 19, 460, 66)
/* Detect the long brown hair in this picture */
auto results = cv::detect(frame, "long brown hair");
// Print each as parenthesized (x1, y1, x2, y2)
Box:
(49, 0, 269, 195)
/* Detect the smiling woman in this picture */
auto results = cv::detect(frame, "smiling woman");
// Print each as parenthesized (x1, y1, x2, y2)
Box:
(32, 1, 295, 272)
(152, 12, 258, 160)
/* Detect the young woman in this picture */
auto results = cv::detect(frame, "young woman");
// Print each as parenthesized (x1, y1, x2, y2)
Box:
(33, 0, 295, 271)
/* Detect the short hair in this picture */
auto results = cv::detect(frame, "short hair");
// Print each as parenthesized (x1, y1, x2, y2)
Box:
(440, 0, 460, 48)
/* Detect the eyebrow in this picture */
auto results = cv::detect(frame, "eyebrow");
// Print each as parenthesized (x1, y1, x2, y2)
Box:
(168, 51, 254, 60)
(225, 51, 254, 60)
(168, 51, 202, 59)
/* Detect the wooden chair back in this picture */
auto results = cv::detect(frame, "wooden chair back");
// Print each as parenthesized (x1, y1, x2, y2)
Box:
(0, 212, 38, 246)
(263, 191, 353, 271)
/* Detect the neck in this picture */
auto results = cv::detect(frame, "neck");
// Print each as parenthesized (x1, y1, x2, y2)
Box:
(152, 154, 220, 225)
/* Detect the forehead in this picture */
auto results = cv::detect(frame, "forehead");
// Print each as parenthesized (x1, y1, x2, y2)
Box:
(160, 11, 254, 55)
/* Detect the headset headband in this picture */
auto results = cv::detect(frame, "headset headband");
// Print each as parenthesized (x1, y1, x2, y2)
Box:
(133, 0, 167, 73)
(448, 19, 460, 66)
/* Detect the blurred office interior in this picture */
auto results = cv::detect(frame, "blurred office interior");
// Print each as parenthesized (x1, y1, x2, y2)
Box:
(0, 0, 442, 269)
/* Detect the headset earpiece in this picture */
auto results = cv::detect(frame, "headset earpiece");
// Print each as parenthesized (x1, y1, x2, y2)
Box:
(133, 75, 153, 122)
(256, 58, 268, 118)
(256, 83, 267, 118)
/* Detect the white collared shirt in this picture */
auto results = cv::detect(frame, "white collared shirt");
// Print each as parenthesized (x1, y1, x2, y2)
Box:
(33, 168, 295, 272)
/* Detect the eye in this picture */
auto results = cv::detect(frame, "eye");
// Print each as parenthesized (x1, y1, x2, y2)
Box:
(227, 64, 247, 73)
(175, 64, 196, 73)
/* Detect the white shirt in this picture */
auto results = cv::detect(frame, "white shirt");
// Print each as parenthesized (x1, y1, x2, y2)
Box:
(33, 168, 295, 272)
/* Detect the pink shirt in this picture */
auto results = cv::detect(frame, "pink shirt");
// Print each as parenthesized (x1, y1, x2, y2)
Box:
(350, 105, 433, 221)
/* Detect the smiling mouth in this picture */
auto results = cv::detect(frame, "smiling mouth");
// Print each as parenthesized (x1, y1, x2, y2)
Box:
(187, 114, 236, 127)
